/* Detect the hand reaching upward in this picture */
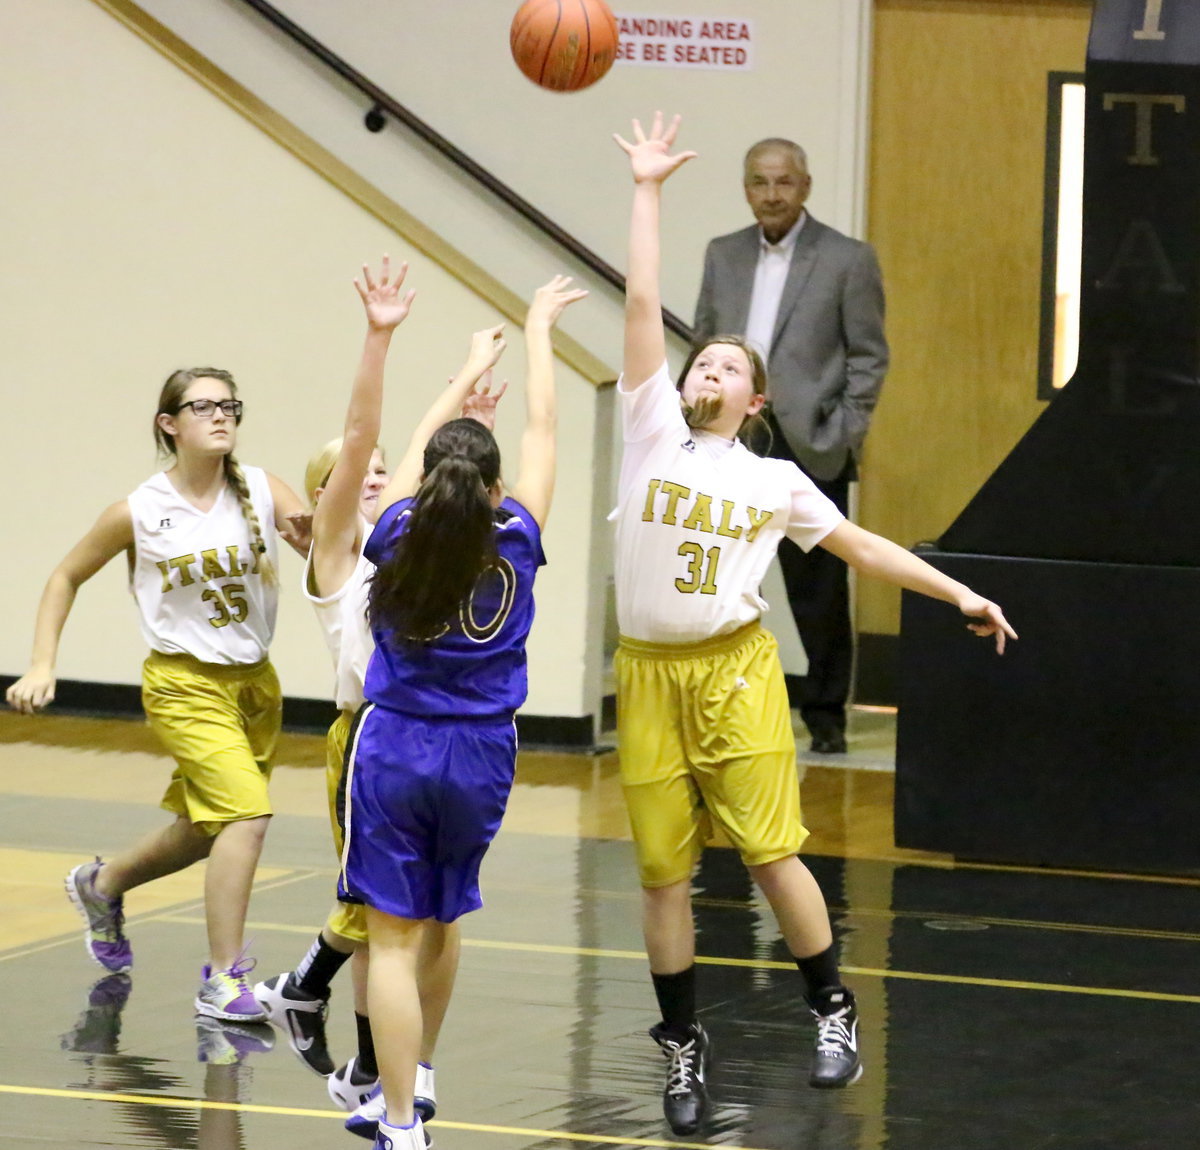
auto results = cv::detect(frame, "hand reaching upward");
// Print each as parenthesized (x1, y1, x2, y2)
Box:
(613, 112, 697, 186)
(354, 255, 416, 332)
(526, 274, 589, 328)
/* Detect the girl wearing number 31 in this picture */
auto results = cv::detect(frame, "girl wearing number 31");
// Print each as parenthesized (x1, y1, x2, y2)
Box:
(611, 112, 1017, 1135)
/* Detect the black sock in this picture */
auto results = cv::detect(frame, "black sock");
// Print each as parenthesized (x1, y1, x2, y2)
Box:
(651, 965, 697, 1031)
(294, 934, 352, 998)
(794, 944, 843, 1007)
(355, 1011, 378, 1079)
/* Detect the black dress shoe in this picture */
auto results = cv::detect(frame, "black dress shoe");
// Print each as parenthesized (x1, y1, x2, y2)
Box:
(809, 733, 847, 755)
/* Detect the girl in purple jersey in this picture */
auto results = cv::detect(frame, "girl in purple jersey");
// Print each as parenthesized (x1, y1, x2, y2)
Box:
(252, 260, 507, 1124)
(337, 275, 586, 1150)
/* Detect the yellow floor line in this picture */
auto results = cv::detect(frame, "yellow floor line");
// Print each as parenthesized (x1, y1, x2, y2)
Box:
(163, 868, 1200, 944)
(157, 915, 1200, 1005)
(0, 1082, 766, 1150)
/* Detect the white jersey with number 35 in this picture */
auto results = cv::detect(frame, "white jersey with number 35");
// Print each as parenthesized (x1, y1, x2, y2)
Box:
(127, 467, 279, 664)
(614, 362, 843, 645)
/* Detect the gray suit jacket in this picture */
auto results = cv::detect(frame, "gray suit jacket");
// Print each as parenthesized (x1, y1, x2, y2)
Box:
(693, 216, 888, 481)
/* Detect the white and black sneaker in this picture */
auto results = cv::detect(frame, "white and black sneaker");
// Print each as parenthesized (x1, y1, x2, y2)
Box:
(649, 1021, 710, 1136)
(809, 988, 862, 1088)
(252, 971, 333, 1076)
(329, 1055, 380, 1111)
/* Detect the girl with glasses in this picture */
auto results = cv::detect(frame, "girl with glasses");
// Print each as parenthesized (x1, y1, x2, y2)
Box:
(6, 357, 308, 1025)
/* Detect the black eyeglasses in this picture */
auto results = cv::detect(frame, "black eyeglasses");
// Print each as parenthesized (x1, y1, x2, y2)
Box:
(176, 399, 243, 420)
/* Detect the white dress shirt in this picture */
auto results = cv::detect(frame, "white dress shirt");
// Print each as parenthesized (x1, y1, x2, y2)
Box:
(744, 213, 806, 361)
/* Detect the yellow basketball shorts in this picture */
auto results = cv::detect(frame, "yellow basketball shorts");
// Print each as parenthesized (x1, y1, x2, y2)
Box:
(324, 708, 367, 945)
(615, 622, 807, 887)
(142, 650, 281, 837)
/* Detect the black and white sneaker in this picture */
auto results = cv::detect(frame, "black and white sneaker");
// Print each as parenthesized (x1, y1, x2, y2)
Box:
(252, 971, 334, 1076)
(809, 989, 862, 1088)
(329, 1055, 380, 1111)
(649, 1021, 710, 1135)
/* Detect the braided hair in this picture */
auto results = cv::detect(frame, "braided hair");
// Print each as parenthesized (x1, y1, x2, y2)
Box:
(154, 367, 278, 588)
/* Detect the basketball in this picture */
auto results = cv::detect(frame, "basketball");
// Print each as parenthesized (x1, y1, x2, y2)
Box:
(510, 0, 619, 93)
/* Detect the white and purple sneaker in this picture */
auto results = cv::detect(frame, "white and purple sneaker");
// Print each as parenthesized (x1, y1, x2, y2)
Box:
(347, 1063, 435, 1140)
(346, 1085, 386, 1140)
(375, 1115, 426, 1150)
(415, 1062, 436, 1121)
(195, 955, 268, 1023)
(65, 859, 132, 974)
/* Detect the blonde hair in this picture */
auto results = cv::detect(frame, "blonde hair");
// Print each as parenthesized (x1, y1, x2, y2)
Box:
(154, 367, 277, 588)
(304, 436, 344, 506)
(303, 437, 387, 507)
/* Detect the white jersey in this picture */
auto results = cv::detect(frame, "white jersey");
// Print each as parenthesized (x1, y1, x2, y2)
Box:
(615, 363, 844, 644)
(303, 532, 374, 713)
(127, 467, 279, 664)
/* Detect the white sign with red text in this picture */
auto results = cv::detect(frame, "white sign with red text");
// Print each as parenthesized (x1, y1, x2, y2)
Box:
(613, 13, 755, 71)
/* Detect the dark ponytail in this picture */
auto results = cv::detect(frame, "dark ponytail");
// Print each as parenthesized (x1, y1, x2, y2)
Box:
(369, 419, 501, 642)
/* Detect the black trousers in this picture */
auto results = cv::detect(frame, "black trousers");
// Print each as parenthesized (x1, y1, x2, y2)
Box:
(767, 414, 854, 740)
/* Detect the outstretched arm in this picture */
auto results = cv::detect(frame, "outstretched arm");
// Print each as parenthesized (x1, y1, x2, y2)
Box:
(310, 257, 415, 596)
(511, 275, 588, 528)
(6, 501, 134, 713)
(820, 520, 1018, 654)
(613, 112, 697, 389)
(376, 324, 508, 514)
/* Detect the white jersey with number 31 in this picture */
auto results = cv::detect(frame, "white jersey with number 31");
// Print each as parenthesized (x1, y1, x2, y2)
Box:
(614, 362, 843, 645)
(127, 467, 279, 664)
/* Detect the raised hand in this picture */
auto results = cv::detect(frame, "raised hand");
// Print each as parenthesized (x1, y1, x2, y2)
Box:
(354, 255, 416, 331)
(466, 324, 508, 373)
(613, 112, 697, 185)
(461, 369, 509, 432)
(526, 274, 589, 328)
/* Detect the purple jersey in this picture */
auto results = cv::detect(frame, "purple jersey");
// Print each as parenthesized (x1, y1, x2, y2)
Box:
(363, 496, 545, 718)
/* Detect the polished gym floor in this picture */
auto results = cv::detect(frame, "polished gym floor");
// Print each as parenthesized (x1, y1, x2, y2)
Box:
(2, 707, 1199, 1150)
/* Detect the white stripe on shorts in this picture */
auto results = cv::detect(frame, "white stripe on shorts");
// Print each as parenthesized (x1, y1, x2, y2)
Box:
(339, 703, 374, 895)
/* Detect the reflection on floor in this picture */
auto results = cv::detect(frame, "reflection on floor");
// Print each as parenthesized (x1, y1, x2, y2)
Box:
(2, 710, 1199, 1150)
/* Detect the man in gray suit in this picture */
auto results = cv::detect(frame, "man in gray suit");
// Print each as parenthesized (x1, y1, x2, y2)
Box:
(694, 138, 888, 754)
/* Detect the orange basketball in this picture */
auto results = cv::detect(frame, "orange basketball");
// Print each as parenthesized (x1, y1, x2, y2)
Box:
(510, 0, 620, 93)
